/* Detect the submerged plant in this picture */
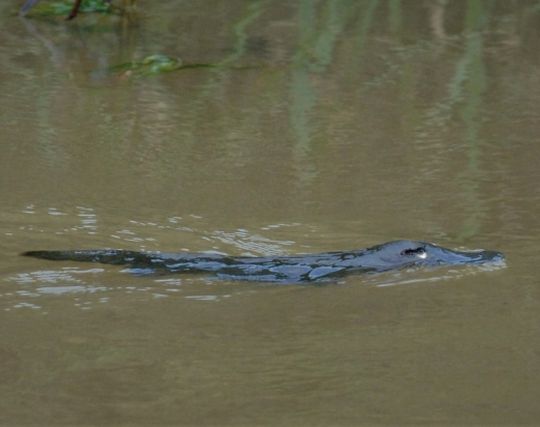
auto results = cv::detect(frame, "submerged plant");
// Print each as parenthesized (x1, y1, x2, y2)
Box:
(110, 54, 217, 77)
(20, 0, 113, 19)
(139, 54, 185, 74)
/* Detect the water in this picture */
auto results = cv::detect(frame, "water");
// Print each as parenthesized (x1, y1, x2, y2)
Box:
(1, 1, 540, 425)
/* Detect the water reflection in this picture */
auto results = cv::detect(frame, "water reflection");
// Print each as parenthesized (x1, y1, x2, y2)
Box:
(3, 202, 509, 315)
(3, 263, 237, 312)
(206, 228, 296, 256)
(3, 0, 538, 233)
(3, 206, 319, 311)
(372, 260, 507, 288)
(2, 1, 540, 424)
(36, 285, 108, 295)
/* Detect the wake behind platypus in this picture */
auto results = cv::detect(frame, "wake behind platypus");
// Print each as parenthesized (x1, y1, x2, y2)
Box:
(22, 240, 504, 283)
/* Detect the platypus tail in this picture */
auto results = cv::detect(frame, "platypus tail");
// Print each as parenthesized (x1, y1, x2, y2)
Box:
(22, 249, 141, 266)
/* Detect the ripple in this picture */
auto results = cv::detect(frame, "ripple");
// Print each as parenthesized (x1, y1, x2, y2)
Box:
(184, 295, 219, 301)
(36, 285, 109, 295)
(8, 268, 104, 285)
(208, 228, 296, 256)
(372, 261, 507, 288)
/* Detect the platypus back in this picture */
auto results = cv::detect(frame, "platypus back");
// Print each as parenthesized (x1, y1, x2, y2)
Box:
(22, 249, 146, 265)
(22, 241, 505, 283)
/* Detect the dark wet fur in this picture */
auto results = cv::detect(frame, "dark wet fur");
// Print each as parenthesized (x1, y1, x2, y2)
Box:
(22, 240, 504, 283)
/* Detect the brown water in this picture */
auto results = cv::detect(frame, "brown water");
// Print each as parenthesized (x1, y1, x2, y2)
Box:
(1, 1, 540, 425)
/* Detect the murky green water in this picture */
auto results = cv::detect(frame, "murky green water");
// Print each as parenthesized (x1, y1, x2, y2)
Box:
(1, 1, 540, 425)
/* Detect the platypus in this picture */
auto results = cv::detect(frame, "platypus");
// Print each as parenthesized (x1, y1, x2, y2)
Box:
(22, 240, 504, 283)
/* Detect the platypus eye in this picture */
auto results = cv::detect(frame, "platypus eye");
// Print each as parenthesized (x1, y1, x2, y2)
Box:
(401, 247, 426, 257)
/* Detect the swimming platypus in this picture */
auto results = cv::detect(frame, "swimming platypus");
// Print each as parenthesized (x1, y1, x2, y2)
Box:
(22, 240, 504, 283)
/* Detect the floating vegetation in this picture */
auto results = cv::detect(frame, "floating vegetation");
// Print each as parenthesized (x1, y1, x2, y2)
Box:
(20, 0, 114, 19)
(110, 54, 219, 77)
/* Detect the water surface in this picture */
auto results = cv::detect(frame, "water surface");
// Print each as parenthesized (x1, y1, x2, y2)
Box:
(1, 1, 540, 425)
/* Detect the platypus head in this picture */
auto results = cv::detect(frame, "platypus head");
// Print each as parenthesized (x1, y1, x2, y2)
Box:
(365, 240, 505, 272)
